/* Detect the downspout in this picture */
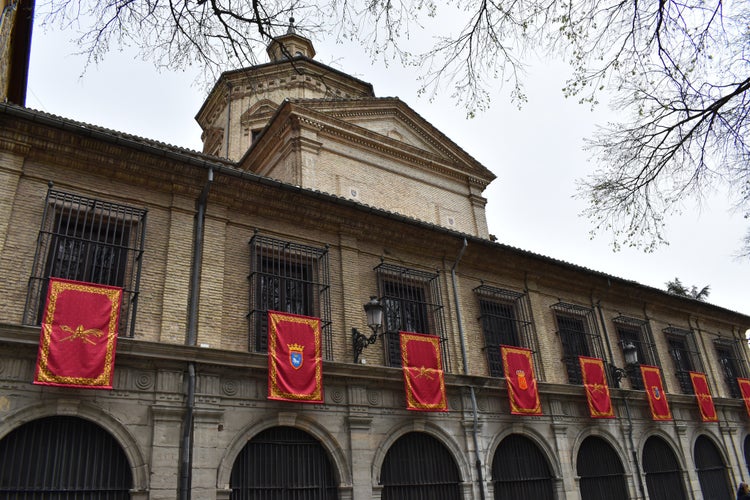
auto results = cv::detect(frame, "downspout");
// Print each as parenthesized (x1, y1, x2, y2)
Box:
(179, 168, 214, 500)
(595, 302, 645, 499)
(451, 238, 486, 500)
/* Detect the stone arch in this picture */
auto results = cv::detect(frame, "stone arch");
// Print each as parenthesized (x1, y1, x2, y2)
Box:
(371, 420, 472, 486)
(572, 427, 632, 475)
(0, 400, 148, 493)
(216, 412, 351, 492)
(637, 429, 689, 471)
(486, 425, 562, 480)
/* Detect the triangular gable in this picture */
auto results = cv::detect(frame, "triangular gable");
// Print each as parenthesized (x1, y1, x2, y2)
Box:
(290, 98, 495, 183)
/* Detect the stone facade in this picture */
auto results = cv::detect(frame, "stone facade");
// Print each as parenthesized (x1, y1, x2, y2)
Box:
(1, 32, 750, 500)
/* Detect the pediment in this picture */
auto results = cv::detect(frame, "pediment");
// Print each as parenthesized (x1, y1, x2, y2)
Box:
(240, 99, 280, 126)
(292, 98, 495, 183)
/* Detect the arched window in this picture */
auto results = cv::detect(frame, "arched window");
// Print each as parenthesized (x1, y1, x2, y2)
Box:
(694, 435, 732, 500)
(492, 434, 555, 498)
(576, 436, 628, 500)
(380, 432, 460, 500)
(744, 435, 750, 479)
(230, 426, 338, 500)
(642, 436, 687, 500)
(0, 416, 132, 498)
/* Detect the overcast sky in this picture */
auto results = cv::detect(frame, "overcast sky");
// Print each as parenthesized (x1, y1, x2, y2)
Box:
(25, 13, 749, 319)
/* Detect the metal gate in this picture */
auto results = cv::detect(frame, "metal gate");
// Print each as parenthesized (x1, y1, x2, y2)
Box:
(576, 436, 629, 500)
(694, 435, 732, 500)
(0, 416, 132, 499)
(230, 426, 338, 500)
(642, 436, 687, 499)
(492, 434, 555, 498)
(380, 432, 460, 500)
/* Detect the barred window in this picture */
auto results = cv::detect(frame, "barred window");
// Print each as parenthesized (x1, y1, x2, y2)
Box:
(374, 263, 447, 369)
(714, 340, 746, 398)
(551, 302, 606, 385)
(664, 326, 703, 394)
(23, 187, 146, 337)
(612, 316, 659, 390)
(474, 285, 536, 378)
(247, 233, 332, 358)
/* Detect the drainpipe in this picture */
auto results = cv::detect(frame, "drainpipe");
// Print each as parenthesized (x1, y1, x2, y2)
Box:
(451, 238, 486, 500)
(595, 302, 645, 499)
(179, 168, 214, 500)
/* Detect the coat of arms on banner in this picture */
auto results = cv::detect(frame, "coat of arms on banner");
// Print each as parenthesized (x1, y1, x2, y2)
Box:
(289, 343, 304, 369)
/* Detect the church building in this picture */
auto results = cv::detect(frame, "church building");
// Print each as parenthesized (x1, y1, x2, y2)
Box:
(1, 19, 749, 500)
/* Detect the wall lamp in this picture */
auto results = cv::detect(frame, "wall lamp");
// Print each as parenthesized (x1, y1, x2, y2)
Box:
(611, 341, 638, 388)
(352, 296, 383, 364)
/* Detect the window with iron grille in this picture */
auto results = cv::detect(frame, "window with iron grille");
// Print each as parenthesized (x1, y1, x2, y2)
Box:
(714, 340, 746, 398)
(248, 232, 332, 357)
(492, 434, 555, 499)
(23, 187, 146, 338)
(551, 302, 605, 385)
(612, 316, 659, 390)
(380, 432, 460, 500)
(642, 435, 688, 500)
(474, 284, 537, 378)
(374, 263, 447, 369)
(694, 435, 732, 499)
(664, 326, 703, 394)
(576, 436, 629, 500)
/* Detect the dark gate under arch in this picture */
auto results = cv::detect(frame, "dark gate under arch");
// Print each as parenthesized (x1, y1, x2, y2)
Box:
(230, 426, 338, 500)
(492, 433, 554, 498)
(642, 435, 687, 500)
(576, 436, 628, 500)
(380, 432, 461, 500)
(694, 434, 731, 500)
(0, 415, 133, 499)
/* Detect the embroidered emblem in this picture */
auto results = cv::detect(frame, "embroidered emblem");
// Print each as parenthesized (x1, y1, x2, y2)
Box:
(59, 324, 104, 345)
(517, 369, 528, 390)
(652, 386, 661, 399)
(289, 343, 304, 369)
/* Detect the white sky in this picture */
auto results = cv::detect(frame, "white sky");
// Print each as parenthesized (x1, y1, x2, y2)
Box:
(25, 13, 749, 318)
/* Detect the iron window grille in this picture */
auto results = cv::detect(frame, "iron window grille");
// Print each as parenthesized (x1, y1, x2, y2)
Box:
(664, 326, 703, 394)
(576, 436, 629, 500)
(374, 262, 448, 369)
(474, 284, 537, 378)
(247, 232, 332, 358)
(642, 436, 688, 500)
(612, 315, 659, 390)
(714, 339, 746, 398)
(551, 302, 606, 385)
(23, 187, 146, 338)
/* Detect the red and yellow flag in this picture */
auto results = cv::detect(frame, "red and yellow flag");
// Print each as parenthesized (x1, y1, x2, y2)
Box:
(267, 311, 323, 403)
(579, 356, 614, 418)
(737, 378, 750, 418)
(640, 365, 672, 421)
(400, 332, 448, 412)
(689, 372, 717, 422)
(501, 345, 542, 415)
(34, 278, 122, 389)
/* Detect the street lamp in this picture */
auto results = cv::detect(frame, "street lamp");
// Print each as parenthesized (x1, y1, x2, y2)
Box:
(352, 296, 383, 363)
(611, 341, 638, 388)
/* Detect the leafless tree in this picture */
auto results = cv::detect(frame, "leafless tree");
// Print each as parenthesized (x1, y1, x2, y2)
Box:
(38, 0, 750, 253)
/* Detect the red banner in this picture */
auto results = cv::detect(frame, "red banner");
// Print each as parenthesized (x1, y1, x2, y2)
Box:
(738, 378, 750, 418)
(579, 356, 614, 418)
(640, 365, 672, 421)
(267, 311, 323, 403)
(501, 345, 542, 415)
(34, 278, 122, 389)
(689, 372, 717, 422)
(400, 332, 448, 412)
